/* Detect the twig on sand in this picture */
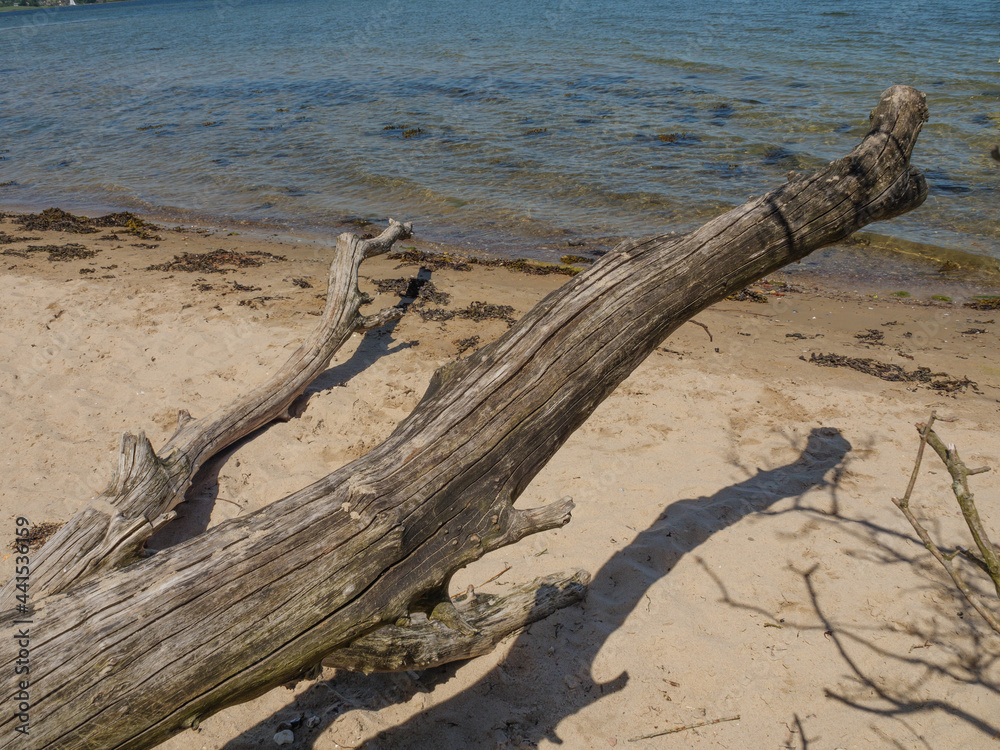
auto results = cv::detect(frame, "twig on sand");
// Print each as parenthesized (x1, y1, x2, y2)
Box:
(891, 412, 1000, 634)
(477, 564, 513, 589)
(709, 307, 775, 317)
(628, 714, 740, 742)
(686, 319, 713, 342)
(217, 497, 243, 511)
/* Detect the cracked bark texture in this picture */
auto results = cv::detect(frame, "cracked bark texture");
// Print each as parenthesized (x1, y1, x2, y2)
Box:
(0, 86, 928, 750)
(1, 221, 412, 607)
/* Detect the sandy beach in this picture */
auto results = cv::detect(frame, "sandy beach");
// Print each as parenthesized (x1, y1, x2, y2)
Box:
(2, 210, 999, 749)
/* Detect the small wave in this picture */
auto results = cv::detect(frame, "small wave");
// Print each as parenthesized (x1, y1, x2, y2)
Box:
(924, 168, 975, 195)
(627, 54, 735, 77)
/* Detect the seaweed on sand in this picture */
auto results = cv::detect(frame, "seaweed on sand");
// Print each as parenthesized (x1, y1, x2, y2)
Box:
(13, 208, 163, 239)
(854, 329, 885, 344)
(965, 296, 1000, 311)
(147, 249, 286, 273)
(387, 248, 582, 276)
(417, 300, 516, 327)
(453, 335, 480, 355)
(806, 352, 978, 394)
(387, 248, 472, 271)
(0, 231, 40, 245)
(373, 277, 451, 305)
(2, 243, 100, 261)
(727, 287, 769, 303)
(14, 208, 100, 234)
(238, 296, 287, 309)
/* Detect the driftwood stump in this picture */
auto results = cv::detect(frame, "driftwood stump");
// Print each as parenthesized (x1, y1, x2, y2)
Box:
(1, 86, 928, 749)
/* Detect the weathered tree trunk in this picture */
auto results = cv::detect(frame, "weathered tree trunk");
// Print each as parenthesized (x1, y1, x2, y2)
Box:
(1, 222, 413, 608)
(1, 86, 928, 750)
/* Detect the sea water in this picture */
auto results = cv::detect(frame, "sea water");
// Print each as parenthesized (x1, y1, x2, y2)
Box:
(1, 0, 997, 271)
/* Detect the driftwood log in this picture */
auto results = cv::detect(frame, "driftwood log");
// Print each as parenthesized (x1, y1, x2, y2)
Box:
(2, 86, 928, 749)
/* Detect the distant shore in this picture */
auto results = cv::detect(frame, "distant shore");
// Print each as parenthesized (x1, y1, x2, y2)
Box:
(0, 0, 132, 10)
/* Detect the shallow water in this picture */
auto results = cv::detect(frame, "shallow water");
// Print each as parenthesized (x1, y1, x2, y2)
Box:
(1, 0, 997, 270)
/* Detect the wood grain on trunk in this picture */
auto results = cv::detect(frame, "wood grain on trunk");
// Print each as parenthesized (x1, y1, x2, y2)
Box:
(1, 86, 928, 750)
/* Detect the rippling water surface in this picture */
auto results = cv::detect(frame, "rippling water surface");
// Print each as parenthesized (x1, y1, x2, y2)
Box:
(1, 0, 997, 267)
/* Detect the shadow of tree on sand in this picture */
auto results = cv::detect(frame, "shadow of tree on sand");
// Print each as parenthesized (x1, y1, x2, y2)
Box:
(807, 566, 1000, 746)
(698, 506, 1000, 747)
(220, 427, 851, 749)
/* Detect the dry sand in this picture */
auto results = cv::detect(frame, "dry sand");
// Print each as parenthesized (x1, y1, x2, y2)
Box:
(1, 212, 999, 749)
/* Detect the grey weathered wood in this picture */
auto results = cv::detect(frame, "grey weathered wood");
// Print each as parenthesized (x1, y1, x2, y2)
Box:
(0, 220, 412, 608)
(322, 569, 591, 674)
(0, 86, 928, 750)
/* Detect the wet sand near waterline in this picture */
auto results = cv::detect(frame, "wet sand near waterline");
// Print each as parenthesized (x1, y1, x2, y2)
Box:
(1, 210, 998, 749)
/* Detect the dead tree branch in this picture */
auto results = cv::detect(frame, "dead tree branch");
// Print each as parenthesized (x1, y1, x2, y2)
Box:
(0, 86, 929, 749)
(2, 221, 412, 606)
(891, 412, 1000, 634)
(322, 570, 590, 674)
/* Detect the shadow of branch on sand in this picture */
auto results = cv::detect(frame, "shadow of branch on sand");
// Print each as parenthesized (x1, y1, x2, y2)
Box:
(698, 511, 1000, 747)
(219, 427, 851, 749)
(306, 317, 415, 396)
(807, 565, 1000, 746)
(151, 317, 415, 549)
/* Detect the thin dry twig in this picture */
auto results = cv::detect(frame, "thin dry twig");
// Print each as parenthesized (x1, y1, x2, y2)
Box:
(709, 307, 775, 317)
(477, 564, 512, 589)
(628, 714, 740, 742)
(891, 412, 1000, 633)
(686, 319, 713, 342)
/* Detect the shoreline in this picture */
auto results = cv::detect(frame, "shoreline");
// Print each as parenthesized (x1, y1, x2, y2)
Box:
(2, 202, 999, 300)
(2, 207, 999, 747)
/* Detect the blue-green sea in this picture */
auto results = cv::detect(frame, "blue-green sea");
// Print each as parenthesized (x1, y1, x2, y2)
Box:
(1, 0, 997, 273)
